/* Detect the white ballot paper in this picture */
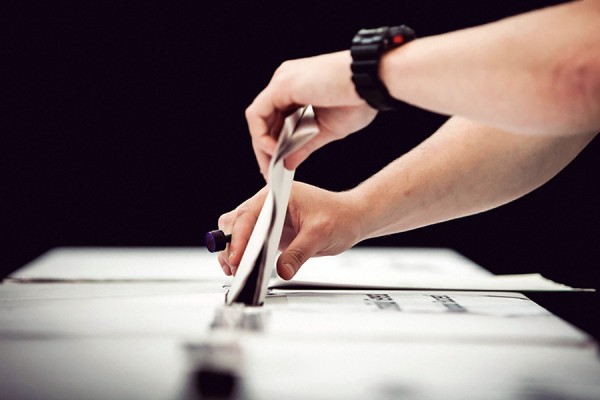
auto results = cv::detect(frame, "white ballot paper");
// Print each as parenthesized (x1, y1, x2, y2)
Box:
(226, 106, 319, 306)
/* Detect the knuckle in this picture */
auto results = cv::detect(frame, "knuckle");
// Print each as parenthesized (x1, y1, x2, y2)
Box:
(273, 61, 292, 83)
(218, 212, 234, 229)
(276, 60, 290, 72)
(244, 104, 254, 120)
(312, 217, 335, 237)
(235, 201, 250, 216)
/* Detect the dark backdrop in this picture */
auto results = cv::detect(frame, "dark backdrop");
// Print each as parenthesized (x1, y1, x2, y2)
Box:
(4, 1, 599, 337)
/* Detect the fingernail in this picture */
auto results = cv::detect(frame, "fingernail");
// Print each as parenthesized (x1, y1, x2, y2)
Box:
(228, 251, 236, 264)
(283, 263, 295, 279)
(231, 266, 238, 276)
(221, 264, 231, 276)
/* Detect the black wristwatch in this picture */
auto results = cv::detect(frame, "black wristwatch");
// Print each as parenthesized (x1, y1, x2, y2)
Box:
(351, 25, 416, 111)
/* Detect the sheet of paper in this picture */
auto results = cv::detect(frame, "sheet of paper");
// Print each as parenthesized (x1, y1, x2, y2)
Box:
(272, 272, 589, 291)
(270, 249, 592, 292)
(286, 247, 494, 277)
(226, 106, 319, 306)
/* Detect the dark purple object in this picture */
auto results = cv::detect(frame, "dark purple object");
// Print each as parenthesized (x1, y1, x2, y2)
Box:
(205, 230, 231, 253)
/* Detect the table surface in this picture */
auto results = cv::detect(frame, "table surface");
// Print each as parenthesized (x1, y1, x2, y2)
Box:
(1, 247, 599, 400)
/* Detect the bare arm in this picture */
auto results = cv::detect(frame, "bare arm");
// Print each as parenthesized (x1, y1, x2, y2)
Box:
(218, 117, 597, 278)
(246, 0, 600, 177)
(382, 0, 600, 136)
(352, 116, 597, 240)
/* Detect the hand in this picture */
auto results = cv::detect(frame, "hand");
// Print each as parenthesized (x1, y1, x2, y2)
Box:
(216, 182, 364, 279)
(245, 51, 378, 179)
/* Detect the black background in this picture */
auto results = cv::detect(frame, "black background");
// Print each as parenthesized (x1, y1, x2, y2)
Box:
(3, 1, 599, 338)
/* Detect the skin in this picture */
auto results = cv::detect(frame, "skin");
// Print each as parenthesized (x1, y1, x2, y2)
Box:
(245, 0, 600, 179)
(218, 0, 600, 278)
(218, 117, 597, 278)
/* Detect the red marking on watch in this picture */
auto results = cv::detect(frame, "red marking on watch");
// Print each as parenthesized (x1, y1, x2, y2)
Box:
(392, 35, 404, 44)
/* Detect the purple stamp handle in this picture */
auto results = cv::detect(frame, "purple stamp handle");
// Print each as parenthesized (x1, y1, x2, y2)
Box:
(205, 230, 232, 253)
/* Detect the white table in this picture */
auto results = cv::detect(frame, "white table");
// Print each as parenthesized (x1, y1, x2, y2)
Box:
(1, 247, 599, 400)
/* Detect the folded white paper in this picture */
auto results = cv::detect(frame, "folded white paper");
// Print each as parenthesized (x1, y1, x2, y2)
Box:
(226, 106, 319, 305)
(268, 247, 593, 292)
(271, 272, 591, 292)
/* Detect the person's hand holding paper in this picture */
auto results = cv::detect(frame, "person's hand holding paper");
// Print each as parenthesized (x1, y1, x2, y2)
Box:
(245, 52, 377, 179)
(218, 106, 348, 305)
(217, 182, 363, 280)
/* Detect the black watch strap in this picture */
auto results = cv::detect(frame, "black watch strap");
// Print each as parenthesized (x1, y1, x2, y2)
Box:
(351, 25, 416, 111)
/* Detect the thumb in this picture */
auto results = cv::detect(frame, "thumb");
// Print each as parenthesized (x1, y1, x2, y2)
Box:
(276, 232, 321, 280)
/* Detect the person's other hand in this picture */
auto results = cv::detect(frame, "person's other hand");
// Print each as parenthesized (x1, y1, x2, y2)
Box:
(217, 182, 363, 279)
(246, 51, 377, 179)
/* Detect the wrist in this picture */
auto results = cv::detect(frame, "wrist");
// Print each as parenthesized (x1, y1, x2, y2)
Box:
(345, 166, 421, 241)
(335, 189, 371, 245)
(379, 40, 416, 103)
(340, 186, 386, 243)
(350, 25, 416, 111)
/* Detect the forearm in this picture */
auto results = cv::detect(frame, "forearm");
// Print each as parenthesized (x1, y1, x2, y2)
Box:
(382, 0, 600, 136)
(349, 116, 597, 240)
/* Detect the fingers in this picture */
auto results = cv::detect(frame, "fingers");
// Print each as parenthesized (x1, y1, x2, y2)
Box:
(246, 89, 288, 180)
(217, 188, 268, 276)
(227, 202, 258, 274)
(217, 251, 232, 276)
(250, 138, 274, 182)
(217, 210, 235, 275)
(246, 76, 303, 179)
(247, 107, 277, 179)
(276, 230, 322, 280)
